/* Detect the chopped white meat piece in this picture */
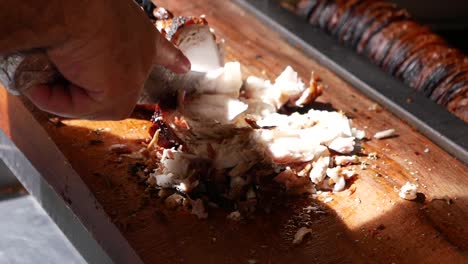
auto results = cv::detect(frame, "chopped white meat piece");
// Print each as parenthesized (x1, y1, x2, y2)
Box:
(244, 76, 276, 105)
(333, 176, 346, 192)
(227, 211, 242, 221)
(150, 149, 207, 192)
(342, 169, 356, 179)
(328, 137, 355, 154)
(309, 156, 330, 184)
(197, 62, 243, 97)
(175, 182, 188, 192)
(255, 129, 328, 163)
(374, 129, 396, 139)
(323, 197, 333, 203)
(183, 94, 248, 123)
(334, 155, 360, 166)
(256, 112, 315, 129)
(273, 66, 306, 102)
(298, 110, 353, 144)
(399, 182, 418, 200)
(351, 128, 366, 140)
(243, 99, 277, 119)
(368, 103, 382, 112)
(323, 166, 353, 191)
(251, 109, 356, 163)
(326, 167, 341, 182)
(175, 23, 223, 71)
(244, 66, 312, 109)
(191, 199, 208, 219)
(292, 227, 312, 245)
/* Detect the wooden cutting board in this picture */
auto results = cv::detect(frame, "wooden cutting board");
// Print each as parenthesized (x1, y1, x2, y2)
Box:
(1, 0, 467, 263)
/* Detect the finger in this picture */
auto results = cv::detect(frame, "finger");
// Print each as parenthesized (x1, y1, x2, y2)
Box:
(154, 33, 191, 74)
(23, 84, 97, 118)
(23, 84, 135, 120)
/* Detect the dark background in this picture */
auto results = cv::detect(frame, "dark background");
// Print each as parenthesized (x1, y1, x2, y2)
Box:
(389, 0, 468, 53)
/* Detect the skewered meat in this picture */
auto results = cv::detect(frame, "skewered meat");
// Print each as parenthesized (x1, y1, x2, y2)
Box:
(280, 0, 467, 122)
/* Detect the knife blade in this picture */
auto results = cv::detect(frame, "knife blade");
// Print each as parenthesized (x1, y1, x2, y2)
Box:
(138, 65, 207, 104)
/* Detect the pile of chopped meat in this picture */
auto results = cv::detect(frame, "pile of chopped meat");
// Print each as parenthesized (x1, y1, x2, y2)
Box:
(139, 6, 366, 219)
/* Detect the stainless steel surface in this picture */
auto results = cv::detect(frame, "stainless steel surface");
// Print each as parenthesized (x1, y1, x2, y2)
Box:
(235, 0, 468, 165)
(0, 159, 19, 190)
(0, 195, 87, 264)
(0, 129, 143, 264)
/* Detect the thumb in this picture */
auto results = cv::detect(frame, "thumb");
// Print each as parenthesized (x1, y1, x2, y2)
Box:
(154, 32, 191, 74)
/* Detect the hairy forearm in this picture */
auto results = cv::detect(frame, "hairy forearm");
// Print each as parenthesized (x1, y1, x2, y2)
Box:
(0, 0, 109, 54)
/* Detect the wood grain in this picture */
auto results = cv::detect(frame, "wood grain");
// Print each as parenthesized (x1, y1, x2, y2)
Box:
(1, 0, 467, 263)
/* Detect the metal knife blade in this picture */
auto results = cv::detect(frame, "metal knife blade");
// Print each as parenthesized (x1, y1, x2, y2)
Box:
(138, 65, 207, 104)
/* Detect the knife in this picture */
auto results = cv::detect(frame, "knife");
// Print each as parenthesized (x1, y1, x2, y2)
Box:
(0, 51, 206, 104)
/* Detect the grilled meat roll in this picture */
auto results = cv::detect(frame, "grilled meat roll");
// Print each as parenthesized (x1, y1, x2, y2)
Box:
(280, 0, 467, 122)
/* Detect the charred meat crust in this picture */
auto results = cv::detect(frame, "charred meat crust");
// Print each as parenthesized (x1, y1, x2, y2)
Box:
(365, 21, 416, 66)
(431, 63, 468, 102)
(158, 16, 209, 43)
(280, 0, 321, 20)
(280, 0, 467, 122)
(149, 105, 185, 149)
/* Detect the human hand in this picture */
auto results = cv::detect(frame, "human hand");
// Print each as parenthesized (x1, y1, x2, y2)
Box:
(22, 0, 190, 120)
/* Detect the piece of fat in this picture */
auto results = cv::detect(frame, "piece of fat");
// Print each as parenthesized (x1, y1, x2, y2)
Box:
(334, 155, 360, 166)
(197, 62, 243, 97)
(242, 99, 277, 119)
(273, 66, 306, 99)
(256, 112, 315, 129)
(306, 110, 353, 139)
(183, 94, 248, 123)
(175, 23, 223, 71)
(255, 130, 328, 163)
(244, 66, 308, 110)
(352, 128, 366, 140)
(244, 76, 280, 108)
(309, 156, 330, 184)
(292, 227, 312, 245)
(254, 109, 356, 147)
(374, 129, 396, 139)
(332, 176, 346, 192)
(399, 182, 418, 200)
(328, 137, 355, 154)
